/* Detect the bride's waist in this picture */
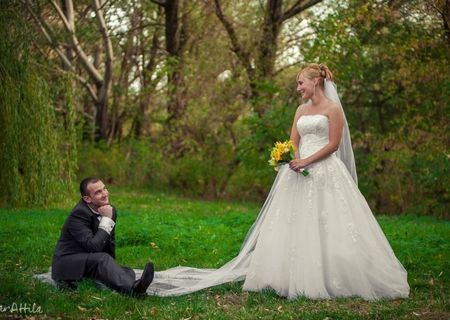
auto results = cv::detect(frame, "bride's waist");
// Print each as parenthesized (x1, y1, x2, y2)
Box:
(299, 141, 329, 159)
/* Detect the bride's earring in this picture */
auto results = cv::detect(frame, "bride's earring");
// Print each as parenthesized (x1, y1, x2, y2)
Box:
(313, 85, 316, 98)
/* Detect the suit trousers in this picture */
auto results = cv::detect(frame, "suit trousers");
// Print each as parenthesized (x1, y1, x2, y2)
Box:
(84, 252, 136, 293)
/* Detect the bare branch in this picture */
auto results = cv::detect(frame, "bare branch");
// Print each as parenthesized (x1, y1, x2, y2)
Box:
(48, 0, 103, 84)
(151, 0, 167, 7)
(274, 60, 301, 76)
(25, 2, 74, 71)
(49, 0, 73, 31)
(92, 0, 114, 96)
(73, 73, 99, 103)
(28, 57, 99, 103)
(25, 0, 98, 102)
(52, 66, 99, 103)
(64, 0, 75, 30)
(282, 0, 323, 22)
(211, 0, 254, 79)
(430, 1, 442, 14)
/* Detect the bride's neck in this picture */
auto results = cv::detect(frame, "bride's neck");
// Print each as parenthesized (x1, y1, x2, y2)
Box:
(310, 89, 326, 106)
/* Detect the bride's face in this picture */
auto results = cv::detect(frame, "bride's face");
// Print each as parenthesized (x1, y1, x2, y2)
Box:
(296, 74, 315, 100)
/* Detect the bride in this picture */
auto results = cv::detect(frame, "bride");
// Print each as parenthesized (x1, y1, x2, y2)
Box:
(146, 63, 410, 300)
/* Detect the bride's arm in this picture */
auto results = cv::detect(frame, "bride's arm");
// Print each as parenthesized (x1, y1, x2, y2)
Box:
(290, 104, 343, 170)
(290, 105, 303, 159)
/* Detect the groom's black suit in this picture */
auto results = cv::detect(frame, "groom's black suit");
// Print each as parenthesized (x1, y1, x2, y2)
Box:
(51, 200, 136, 293)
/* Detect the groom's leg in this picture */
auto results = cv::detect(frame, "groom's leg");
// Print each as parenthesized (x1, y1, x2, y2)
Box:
(84, 252, 136, 294)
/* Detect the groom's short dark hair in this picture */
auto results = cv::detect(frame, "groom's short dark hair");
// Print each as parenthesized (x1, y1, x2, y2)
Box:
(80, 177, 100, 196)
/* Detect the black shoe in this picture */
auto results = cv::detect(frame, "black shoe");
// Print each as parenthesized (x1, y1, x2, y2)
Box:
(132, 262, 154, 296)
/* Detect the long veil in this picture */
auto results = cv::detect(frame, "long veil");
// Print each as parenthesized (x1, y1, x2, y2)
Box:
(145, 80, 357, 296)
(324, 79, 358, 184)
(146, 166, 290, 296)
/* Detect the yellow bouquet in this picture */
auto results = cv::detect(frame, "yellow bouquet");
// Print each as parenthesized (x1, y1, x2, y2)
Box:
(268, 140, 309, 176)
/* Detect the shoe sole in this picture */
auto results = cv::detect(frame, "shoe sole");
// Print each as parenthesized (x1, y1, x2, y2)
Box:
(138, 262, 155, 292)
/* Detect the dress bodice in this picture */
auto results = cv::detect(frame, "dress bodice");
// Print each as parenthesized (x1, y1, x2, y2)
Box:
(297, 114, 330, 159)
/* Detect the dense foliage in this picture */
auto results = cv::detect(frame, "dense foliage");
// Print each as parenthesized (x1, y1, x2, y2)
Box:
(0, 0, 448, 217)
(0, 4, 77, 206)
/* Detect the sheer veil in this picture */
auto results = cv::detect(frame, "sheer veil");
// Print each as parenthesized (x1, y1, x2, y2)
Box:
(145, 167, 289, 296)
(143, 79, 357, 296)
(324, 79, 358, 184)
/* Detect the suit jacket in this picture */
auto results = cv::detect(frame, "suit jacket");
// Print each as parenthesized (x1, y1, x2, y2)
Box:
(51, 200, 117, 281)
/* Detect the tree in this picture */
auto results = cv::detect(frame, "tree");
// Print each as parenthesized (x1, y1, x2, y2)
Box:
(24, 0, 114, 141)
(0, 2, 76, 206)
(429, 0, 450, 45)
(152, 0, 190, 125)
(108, 1, 164, 140)
(210, 0, 323, 116)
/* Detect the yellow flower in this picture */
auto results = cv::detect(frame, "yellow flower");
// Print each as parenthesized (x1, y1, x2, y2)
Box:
(268, 158, 277, 167)
(274, 151, 281, 161)
(270, 147, 282, 161)
(269, 139, 295, 171)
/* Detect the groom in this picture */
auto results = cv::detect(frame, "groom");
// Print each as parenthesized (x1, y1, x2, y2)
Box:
(51, 177, 154, 296)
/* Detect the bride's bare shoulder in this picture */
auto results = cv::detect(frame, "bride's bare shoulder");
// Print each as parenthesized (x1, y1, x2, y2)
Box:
(324, 99, 341, 115)
(324, 101, 344, 121)
(296, 103, 310, 115)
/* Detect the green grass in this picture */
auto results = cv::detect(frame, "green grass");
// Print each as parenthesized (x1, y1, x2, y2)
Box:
(0, 189, 449, 319)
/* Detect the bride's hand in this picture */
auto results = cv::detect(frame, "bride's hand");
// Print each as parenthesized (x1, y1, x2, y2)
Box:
(289, 159, 308, 172)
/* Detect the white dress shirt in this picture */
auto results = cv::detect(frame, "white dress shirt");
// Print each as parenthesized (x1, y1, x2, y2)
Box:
(88, 206, 115, 234)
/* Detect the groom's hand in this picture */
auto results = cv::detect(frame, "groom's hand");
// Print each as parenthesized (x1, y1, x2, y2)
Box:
(98, 205, 113, 219)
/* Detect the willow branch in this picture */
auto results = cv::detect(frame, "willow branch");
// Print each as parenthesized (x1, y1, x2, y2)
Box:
(25, 2, 74, 71)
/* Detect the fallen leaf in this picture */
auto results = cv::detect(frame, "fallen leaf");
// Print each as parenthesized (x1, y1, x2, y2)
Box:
(150, 307, 157, 315)
(150, 242, 159, 249)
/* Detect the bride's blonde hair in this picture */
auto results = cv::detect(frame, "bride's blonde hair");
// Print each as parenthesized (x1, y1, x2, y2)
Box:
(297, 63, 334, 87)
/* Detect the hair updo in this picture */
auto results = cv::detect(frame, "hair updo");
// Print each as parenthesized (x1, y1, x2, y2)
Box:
(297, 63, 334, 86)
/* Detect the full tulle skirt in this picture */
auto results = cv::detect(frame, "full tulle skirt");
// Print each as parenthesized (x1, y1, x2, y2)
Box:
(242, 157, 409, 300)
(141, 155, 409, 300)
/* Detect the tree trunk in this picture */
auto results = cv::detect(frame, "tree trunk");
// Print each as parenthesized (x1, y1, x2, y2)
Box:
(252, 0, 283, 116)
(154, 0, 189, 125)
(132, 6, 162, 138)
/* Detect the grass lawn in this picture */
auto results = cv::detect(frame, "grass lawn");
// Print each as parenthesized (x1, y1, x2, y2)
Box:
(0, 189, 448, 319)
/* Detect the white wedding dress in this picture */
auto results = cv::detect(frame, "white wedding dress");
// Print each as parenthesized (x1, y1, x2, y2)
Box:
(144, 114, 410, 300)
(242, 115, 409, 299)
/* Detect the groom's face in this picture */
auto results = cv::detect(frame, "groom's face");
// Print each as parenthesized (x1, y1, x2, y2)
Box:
(83, 180, 110, 209)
